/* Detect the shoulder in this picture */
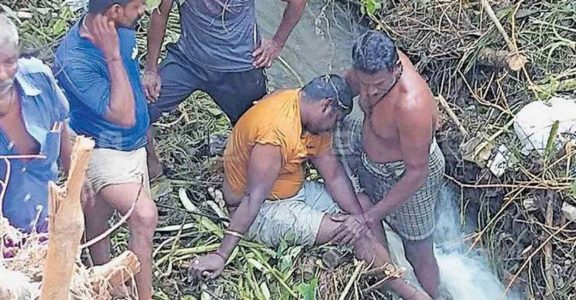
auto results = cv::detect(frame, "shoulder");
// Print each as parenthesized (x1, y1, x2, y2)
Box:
(395, 70, 435, 114)
(17, 57, 55, 79)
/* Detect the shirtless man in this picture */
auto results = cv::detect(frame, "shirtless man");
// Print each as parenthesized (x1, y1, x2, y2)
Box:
(339, 30, 446, 298)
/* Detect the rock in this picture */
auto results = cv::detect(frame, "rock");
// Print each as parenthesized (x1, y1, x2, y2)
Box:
(522, 197, 539, 212)
(514, 96, 576, 155)
(561, 201, 576, 222)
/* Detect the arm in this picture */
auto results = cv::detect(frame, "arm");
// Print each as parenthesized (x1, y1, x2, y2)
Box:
(311, 151, 363, 215)
(253, 0, 306, 68)
(59, 124, 72, 176)
(145, 0, 173, 73)
(143, 0, 173, 101)
(365, 103, 433, 223)
(104, 58, 136, 127)
(217, 144, 282, 257)
(81, 15, 135, 128)
(273, 0, 306, 48)
(310, 146, 369, 245)
(190, 144, 282, 279)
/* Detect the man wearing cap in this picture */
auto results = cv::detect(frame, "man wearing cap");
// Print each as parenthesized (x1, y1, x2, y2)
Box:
(54, 1, 157, 298)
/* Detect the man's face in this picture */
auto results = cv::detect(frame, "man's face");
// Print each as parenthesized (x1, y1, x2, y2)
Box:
(111, 0, 146, 28)
(355, 68, 397, 104)
(307, 99, 344, 135)
(0, 45, 18, 96)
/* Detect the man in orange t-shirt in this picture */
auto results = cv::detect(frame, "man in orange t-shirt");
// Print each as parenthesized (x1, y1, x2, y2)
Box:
(189, 75, 433, 300)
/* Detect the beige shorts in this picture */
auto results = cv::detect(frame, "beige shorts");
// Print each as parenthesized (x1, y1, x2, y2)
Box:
(246, 181, 341, 248)
(86, 147, 150, 195)
(69, 129, 150, 195)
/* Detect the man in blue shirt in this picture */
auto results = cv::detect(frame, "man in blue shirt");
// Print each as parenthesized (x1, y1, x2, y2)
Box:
(0, 14, 71, 234)
(143, 0, 307, 179)
(53, 1, 155, 299)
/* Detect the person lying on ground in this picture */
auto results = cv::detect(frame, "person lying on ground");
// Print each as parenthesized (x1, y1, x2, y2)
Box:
(53, 1, 157, 299)
(337, 30, 446, 299)
(189, 74, 432, 300)
(0, 13, 71, 234)
(144, 0, 307, 181)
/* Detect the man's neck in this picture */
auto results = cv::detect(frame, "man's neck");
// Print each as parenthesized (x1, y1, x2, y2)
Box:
(81, 13, 97, 35)
(0, 87, 16, 116)
(298, 91, 312, 134)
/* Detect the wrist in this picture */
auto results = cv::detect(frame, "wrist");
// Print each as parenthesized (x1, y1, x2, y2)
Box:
(364, 210, 378, 224)
(104, 53, 121, 63)
(145, 64, 159, 74)
(212, 250, 228, 262)
(271, 36, 284, 48)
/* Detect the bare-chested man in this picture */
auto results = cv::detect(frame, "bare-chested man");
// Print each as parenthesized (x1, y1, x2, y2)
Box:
(338, 30, 446, 298)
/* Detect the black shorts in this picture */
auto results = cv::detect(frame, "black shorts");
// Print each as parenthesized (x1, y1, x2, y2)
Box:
(148, 44, 268, 124)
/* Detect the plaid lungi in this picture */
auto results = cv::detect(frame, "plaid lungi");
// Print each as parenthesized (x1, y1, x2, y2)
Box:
(334, 114, 446, 241)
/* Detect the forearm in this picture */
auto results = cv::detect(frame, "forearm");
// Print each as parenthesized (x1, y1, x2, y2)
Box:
(217, 195, 263, 257)
(59, 125, 72, 176)
(106, 59, 136, 127)
(366, 172, 427, 222)
(272, 0, 306, 47)
(325, 174, 363, 215)
(145, 9, 169, 72)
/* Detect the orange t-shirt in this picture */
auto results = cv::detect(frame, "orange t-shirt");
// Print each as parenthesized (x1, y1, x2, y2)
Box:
(224, 89, 332, 200)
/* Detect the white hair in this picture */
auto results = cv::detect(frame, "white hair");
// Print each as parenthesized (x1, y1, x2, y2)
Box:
(0, 14, 19, 51)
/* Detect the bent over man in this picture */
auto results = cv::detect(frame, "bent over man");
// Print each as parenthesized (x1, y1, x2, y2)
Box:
(190, 75, 432, 300)
(54, 1, 157, 298)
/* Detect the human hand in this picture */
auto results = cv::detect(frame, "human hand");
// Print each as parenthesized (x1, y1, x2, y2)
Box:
(81, 14, 120, 61)
(143, 70, 162, 102)
(329, 213, 368, 245)
(252, 38, 282, 68)
(188, 253, 226, 280)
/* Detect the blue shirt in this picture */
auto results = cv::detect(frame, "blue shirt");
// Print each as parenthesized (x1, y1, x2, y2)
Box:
(178, 0, 259, 72)
(0, 57, 69, 233)
(53, 19, 149, 151)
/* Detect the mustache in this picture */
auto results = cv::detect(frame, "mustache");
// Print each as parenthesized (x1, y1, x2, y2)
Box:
(0, 79, 15, 95)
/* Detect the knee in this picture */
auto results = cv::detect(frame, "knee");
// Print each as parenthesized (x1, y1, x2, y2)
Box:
(404, 238, 435, 267)
(130, 200, 158, 235)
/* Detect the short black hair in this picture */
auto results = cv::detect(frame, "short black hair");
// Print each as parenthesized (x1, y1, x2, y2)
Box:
(301, 74, 353, 114)
(88, 0, 133, 13)
(352, 30, 399, 74)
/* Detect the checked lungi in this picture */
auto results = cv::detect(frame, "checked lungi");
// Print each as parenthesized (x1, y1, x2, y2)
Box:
(334, 113, 445, 241)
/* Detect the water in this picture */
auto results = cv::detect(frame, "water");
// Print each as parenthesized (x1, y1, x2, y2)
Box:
(257, 1, 518, 299)
(433, 188, 517, 300)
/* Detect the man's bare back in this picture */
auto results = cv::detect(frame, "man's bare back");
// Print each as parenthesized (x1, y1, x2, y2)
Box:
(349, 52, 439, 164)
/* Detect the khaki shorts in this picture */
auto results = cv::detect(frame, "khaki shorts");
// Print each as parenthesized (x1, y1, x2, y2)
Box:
(69, 129, 150, 195)
(335, 114, 445, 241)
(246, 181, 341, 248)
